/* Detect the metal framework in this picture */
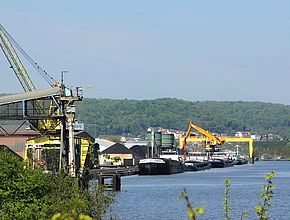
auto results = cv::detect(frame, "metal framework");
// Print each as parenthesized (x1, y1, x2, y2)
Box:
(0, 24, 84, 177)
(0, 87, 63, 133)
(0, 24, 36, 92)
(180, 127, 254, 164)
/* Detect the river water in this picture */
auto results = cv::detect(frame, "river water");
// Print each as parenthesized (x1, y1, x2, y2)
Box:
(113, 161, 290, 220)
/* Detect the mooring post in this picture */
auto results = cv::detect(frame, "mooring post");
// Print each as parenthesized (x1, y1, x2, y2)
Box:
(98, 174, 121, 191)
(98, 175, 104, 185)
(113, 174, 121, 191)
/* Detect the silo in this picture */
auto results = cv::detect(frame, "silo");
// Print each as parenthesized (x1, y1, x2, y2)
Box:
(146, 131, 162, 147)
(146, 131, 162, 157)
(161, 133, 175, 149)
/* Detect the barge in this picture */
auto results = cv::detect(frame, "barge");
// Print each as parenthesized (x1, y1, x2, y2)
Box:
(138, 158, 184, 175)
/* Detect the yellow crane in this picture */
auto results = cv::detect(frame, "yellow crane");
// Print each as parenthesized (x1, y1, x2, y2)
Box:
(181, 121, 226, 160)
(0, 24, 93, 177)
(180, 121, 254, 163)
(0, 24, 62, 132)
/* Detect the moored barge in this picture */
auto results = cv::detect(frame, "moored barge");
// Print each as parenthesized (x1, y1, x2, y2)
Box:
(138, 158, 184, 175)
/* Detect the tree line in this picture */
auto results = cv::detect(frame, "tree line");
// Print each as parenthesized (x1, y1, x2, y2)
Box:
(76, 98, 290, 139)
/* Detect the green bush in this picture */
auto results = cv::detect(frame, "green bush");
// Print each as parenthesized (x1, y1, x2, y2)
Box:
(0, 149, 114, 219)
(254, 172, 276, 220)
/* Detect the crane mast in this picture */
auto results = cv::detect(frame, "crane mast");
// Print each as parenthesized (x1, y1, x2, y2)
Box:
(0, 24, 36, 92)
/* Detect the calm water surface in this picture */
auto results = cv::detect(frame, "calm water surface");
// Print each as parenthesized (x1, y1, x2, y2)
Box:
(113, 161, 290, 220)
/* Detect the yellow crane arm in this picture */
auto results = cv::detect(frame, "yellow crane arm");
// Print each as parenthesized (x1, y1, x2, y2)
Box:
(186, 121, 225, 145)
(192, 121, 225, 145)
(181, 121, 226, 160)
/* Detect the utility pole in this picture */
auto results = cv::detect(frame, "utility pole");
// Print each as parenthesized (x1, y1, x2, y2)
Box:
(59, 71, 68, 172)
(67, 107, 76, 177)
(58, 70, 83, 177)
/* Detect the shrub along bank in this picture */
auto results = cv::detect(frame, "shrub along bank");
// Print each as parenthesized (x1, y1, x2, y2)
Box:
(0, 149, 114, 219)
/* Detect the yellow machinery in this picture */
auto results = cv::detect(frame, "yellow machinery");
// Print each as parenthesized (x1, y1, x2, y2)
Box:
(25, 133, 93, 175)
(181, 121, 226, 160)
(180, 121, 254, 163)
(0, 24, 93, 176)
(223, 137, 254, 163)
(0, 23, 62, 132)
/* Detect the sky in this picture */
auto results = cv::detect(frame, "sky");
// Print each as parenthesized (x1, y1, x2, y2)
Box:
(1, 1, 290, 104)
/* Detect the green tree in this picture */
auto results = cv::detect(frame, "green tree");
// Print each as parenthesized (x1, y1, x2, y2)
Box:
(76, 98, 290, 139)
(112, 156, 122, 164)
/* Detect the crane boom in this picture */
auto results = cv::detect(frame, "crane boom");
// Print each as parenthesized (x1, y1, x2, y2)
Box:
(0, 24, 61, 132)
(184, 121, 225, 145)
(0, 24, 36, 92)
(181, 121, 226, 160)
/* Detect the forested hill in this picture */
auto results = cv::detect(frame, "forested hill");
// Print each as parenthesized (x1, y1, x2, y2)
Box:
(75, 98, 290, 138)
